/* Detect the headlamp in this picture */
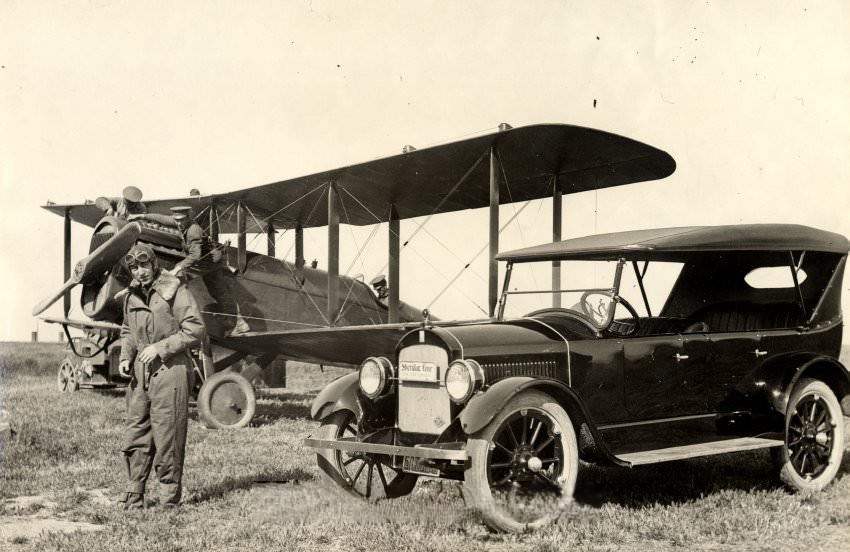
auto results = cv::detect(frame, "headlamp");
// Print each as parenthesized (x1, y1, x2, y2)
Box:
(358, 356, 393, 399)
(445, 359, 484, 403)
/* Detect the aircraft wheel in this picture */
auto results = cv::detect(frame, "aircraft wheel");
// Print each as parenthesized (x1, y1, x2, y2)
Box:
(315, 410, 418, 501)
(57, 358, 79, 393)
(462, 390, 578, 533)
(198, 371, 256, 429)
(773, 378, 845, 493)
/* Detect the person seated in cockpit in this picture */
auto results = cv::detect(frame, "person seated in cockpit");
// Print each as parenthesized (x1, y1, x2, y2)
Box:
(370, 275, 389, 301)
(370, 274, 431, 322)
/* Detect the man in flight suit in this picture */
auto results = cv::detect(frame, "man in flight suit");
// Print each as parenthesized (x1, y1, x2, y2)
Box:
(117, 243, 204, 508)
(169, 205, 250, 336)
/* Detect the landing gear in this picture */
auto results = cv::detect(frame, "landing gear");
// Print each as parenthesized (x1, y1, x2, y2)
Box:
(463, 390, 578, 533)
(197, 371, 256, 429)
(57, 358, 79, 393)
(315, 410, 418, 500)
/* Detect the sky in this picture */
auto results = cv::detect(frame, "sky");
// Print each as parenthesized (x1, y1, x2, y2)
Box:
(1, 0, 849, 341)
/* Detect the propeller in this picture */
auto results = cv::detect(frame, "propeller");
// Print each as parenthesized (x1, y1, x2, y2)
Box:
(32, 222, 142, 316)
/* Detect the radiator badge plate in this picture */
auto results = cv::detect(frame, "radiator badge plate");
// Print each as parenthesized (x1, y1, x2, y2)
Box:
(399, 361, 439, 382)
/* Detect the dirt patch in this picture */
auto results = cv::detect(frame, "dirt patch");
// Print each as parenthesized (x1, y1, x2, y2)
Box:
(0, 518, 103, 542)
(0, 490, 108, 548)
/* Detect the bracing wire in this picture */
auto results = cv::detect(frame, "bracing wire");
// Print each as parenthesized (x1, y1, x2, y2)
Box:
(426, 199, 533, 311)
(374, 150, 488, 276)
(340, 187, 489, 316)
(333, 190, 385, 323)
(199, 311, 325, 328)
(262, 184, 327, 223)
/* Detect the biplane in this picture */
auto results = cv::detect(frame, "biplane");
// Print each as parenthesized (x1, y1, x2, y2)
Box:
(33, 123, 675, 428)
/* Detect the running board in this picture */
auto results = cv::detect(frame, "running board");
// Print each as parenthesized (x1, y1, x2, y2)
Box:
(617, 437, 783, 466)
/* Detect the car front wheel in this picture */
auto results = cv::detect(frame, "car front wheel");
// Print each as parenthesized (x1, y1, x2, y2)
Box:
(774, 378, 845, 493)
(315, 410, 418, 501)
(463, 389, 578, 533)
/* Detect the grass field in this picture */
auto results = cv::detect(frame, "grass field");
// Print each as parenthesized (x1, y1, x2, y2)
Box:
(1, 342, 849, 551)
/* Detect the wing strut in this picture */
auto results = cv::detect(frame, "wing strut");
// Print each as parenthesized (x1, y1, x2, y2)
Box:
(552, 176, 562, 308)
(328, 183, 340, 325)
(389, 205, 400, 323)
(489, 146, 500, 316)
(266, 222, 276, 257)
(295, 223, 304, 268)
(237, 201, 247, 272)
(63, 208, 72, 317)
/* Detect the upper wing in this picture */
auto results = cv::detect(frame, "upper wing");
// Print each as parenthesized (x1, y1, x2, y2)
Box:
(42, 124, 675, 232)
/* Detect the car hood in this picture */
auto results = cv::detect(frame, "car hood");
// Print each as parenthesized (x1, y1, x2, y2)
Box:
(431, 318, 586, 358)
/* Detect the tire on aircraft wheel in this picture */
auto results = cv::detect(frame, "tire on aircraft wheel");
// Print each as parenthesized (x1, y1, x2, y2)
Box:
(198, 371, 256, 429)
(57, 358, 79, 393)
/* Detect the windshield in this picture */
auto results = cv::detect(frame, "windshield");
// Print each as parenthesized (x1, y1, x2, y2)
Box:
(499, 259, 683, 331)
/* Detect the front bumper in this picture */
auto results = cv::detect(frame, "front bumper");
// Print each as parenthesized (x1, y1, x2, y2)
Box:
(303, 436, 468, 461)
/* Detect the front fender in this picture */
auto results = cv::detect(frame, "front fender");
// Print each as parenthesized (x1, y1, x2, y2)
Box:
(310, 372, 363, 421)
(457, 377, 590, 435)
(457, 377, 628, 467)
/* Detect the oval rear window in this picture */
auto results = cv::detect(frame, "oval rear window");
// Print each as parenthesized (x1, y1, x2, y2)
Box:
(745, 267, 807, 289)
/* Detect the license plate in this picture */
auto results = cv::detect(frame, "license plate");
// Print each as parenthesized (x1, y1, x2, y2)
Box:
(398, 361, 438, 382)
(402, 456, 440, 476)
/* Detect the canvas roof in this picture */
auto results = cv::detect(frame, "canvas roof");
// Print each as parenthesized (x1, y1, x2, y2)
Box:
(497, 224, 850, 262)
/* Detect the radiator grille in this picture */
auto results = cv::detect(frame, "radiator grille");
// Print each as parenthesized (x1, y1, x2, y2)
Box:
(480, 358, 559, 383)
(397, 345, 450, 435)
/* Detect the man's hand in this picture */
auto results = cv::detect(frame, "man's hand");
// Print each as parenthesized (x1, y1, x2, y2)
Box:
(168, 267, 184, 278)
(137, 345, 160, 364)
(119, 359, 132, 377)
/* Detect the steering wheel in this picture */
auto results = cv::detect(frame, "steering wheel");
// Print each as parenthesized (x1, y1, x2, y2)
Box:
(579, 291, 641, 337)
(524, 308, 601, 337)
(579, 291, 613, 326)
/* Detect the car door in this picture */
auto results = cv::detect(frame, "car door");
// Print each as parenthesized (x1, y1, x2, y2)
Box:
(604, 333, 725, 454)
(679, 332, 718, 411)
(623, 335, 695, 420)
(704, 330, 762, 410)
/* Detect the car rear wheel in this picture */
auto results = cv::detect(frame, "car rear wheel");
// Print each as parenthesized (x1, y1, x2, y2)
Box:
(315, 410, 418, 501)
(463, 390, 578, 533)
(773, 378, 845, 493)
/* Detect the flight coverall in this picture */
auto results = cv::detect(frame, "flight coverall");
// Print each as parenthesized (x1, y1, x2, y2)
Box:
(119, 270, 204, 505)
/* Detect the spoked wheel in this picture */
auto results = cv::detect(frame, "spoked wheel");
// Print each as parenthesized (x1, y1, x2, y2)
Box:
(198, 371, 257, 429)
(57, 358, 79, 393)
(464, 390, 578, 533)
(315, 410, 418, 501)
(773, 378, 845, 493)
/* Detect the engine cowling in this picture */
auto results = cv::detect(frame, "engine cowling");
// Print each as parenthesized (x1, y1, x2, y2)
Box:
(81, 216, 184, 322)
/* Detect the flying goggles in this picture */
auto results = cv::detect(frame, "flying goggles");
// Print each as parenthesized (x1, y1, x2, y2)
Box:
(124, 249, 154, 268)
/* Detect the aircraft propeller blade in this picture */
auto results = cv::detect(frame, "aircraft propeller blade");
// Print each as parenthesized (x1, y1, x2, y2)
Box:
(32, 222, 142, 316)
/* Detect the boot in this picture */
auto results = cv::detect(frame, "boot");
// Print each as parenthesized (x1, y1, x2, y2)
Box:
(158, 481, 182, 507)
(122, 492, 145, 510)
